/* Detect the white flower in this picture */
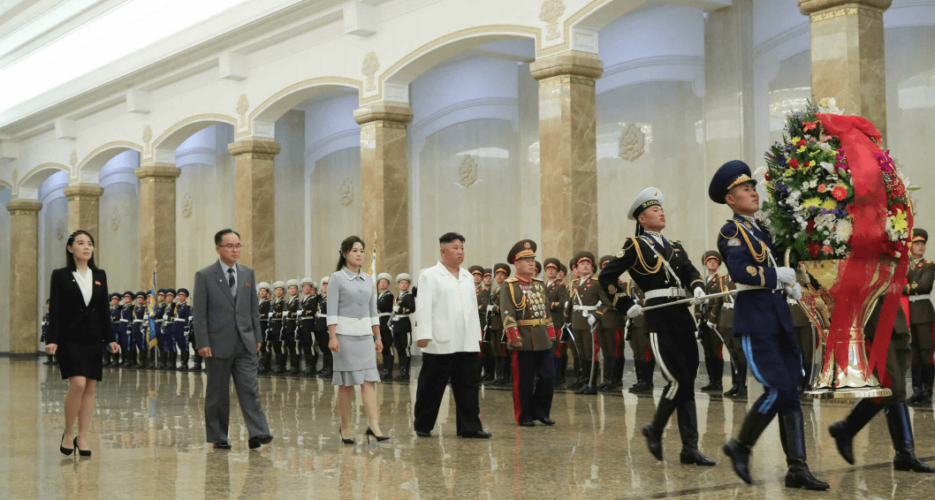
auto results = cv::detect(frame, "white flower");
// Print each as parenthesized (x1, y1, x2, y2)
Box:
(818, 142, 832, 152)
(818, 97, 844, 114)
(820, 162, 835, 175)
(835, 219, 853, 241)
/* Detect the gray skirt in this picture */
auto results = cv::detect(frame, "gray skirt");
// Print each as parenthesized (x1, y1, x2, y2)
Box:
(332, 334, 381, 386)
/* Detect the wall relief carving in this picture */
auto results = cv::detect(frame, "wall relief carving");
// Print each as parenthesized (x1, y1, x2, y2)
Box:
(618, 123, 645, 162)
(362, 52, 380, 92)
(56, 219, 66, 241)
(339, 179, 354, 207)
(109, 208, 121, 232)
(143, 125, 152, 154)
(457, 155, 478, 188)
(181, 193, 193, 219)
(539, 0, 565, 41)
(236, 94, 249, 127)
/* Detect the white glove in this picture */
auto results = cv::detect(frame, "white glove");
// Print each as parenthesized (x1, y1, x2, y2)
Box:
(776, 267, 797, 286)
(785, 283, 802, 300)
(627, 304, 643, 319)
(706, 321, 716, 330)
(587, 314, 596, 327)
(723, 302, 734, 310)
(690, 287, 706, 305)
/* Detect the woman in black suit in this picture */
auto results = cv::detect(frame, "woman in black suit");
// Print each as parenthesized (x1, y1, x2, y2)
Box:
(46, 230, 119, 457)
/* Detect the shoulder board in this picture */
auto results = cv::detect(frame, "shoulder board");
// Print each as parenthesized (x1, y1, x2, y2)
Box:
(590, 277, 599, 281)
(505, 277, 519, 283)
(670, 239, 680, 244)
(719, 220, 741, 239)
(926, 260, 934, 265)
(533, 277, 543, 282)
(622, 238, 637, 251)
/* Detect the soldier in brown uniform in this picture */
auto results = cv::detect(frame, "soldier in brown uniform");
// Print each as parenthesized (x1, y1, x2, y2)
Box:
(696, 251, 725, 393)
(709, 271, 745, 397)
(544, 258, 569, 385)
(598, 255, 628, 391)
(479, 268, 496, 382)
(501, 240, 557, 426)
(490, 263, 511, 386)
(906, 229, 935, 405)
(627, 280, 655, 394)
(564, 251, 609, 394)
(470, 265, 492, 380)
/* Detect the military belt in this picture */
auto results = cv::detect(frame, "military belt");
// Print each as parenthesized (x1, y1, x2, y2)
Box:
(644, 288, 687, 300)
(572, 305, 598, 311)
(735, 284, 772, 293)
(133, 319, 144, 323)
(378, 313, 392, 317)
(909, 295, 932, 302)
(517, 318, 550, 327)
(316, 313, 327, 318)
(391, 314, 411, 321)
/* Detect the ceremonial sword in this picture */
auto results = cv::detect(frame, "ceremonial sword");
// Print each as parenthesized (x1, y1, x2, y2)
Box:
(640, 289, 741, 312)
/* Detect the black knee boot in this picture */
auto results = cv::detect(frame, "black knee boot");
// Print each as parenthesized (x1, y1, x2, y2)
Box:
(677, 401, 716, 465)
(644, 397, 680, 461)
(167, 351, 177, 370)
(192, 352, 203, 371)
(576, 361, 598, 394)
(887, 400, 935, 472)
(274, 343, 286, 374)
(828, 398, 884, 464)
(259, 346, 272, 374)
(923, 365, 934, 404)
(179, 350, 189, 371)
(907, 364, 924, 404)
(305, 349, 318, 376)
(779, 412, 829, 490)
(381, 351, 394, 379)
(289, 344, 300, 375)
(723, 410, 775, 484)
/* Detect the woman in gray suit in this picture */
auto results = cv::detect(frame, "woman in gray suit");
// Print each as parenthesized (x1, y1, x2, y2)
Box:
(328, 235, 388, 443)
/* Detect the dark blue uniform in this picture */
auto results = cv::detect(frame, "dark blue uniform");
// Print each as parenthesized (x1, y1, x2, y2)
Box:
(108, 301, 122, 365)
(131, 303, 148, 355)
(172, 302, 192, 368)
(119, 298, 133, 363)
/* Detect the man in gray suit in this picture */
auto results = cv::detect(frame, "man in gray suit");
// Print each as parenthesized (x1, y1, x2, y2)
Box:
(193, 229, 273, 450)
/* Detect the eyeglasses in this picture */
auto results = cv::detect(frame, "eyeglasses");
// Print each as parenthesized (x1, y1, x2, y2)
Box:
(219, 244, 244, 250)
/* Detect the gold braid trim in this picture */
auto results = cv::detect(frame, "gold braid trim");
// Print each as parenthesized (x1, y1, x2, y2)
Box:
(735, 221, 768, 263)
(631, 238, 663, 275)
(719, 223, 740, 240)
(508, 282, 526, 311)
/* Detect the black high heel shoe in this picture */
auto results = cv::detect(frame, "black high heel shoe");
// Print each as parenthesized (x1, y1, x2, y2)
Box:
(60, 433, 74, 456)
(366, 427, 390, 442)
(74, 437, 91, 457)
(338, 427, 354, 445)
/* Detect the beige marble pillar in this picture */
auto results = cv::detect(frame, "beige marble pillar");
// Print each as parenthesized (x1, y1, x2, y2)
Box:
(228, 137, 280, 281)
(136, 165, 180, 290)
(353, 103, 412, 278)
(6, 199, 41, 354)
(530, 51, 603, 260)
(800, 0, 891, 140)
(704, 0, 755, 246)
(63, 183, 104, 237)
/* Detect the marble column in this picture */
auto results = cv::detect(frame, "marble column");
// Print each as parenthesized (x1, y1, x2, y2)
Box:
(6, 199, 42, 354)
(353, 102, 412, 278)
(228, 137, 280, 281)
(530, 51, 603, 260)
(704, 0, 755, 246)
(136, 165, 180, 290)
(63, 183, 104, 237)
(800, 0, 891, 140)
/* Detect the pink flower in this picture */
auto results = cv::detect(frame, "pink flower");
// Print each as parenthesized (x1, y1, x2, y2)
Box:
(822, 245, 833, 255)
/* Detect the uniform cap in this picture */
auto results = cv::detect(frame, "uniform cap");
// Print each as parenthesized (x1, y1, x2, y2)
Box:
(135, 291, 146, 298)
(469, 265, 485, 276)
(913, 228, 928, 243)
(599, 255, 614, 269)
(483, 268, 492, 278)
(507, 239, 537, 264)
(164, 288, 176, 296)
(258, 282, 271, 292)
(286, 279, 299, 288)
(376, 273, 392, 284)
(559, 263, 568, 275)
(628, 187, 664, 220)
(320, 276, 330, 284)
(572, 251, 596, 268)
(123, 291, 134, 298)
(177, 288, 189, 296)
(396, 273, 411, 284)
(709, 160, 756, 205)
(157, 289, 166, 295)
(535, 260, 542, 274)
(493, 263, 511, 278)
(544, 258, 561, 271)
(110, 293, 121, 300)
(702, 250, 722, 265)
(272, 281, 285, 290)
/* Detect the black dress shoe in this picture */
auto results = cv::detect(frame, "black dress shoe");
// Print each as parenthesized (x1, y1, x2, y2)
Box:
(249, 435, 274, 449)
(723, 385, 739, 397)
(415, 430, 432, 438)
(460, 430, 491, 439)
(680, 448, 716, 466)
(213, 442, 232, 450)
(519, 420, 536, 427)
(536, 417, 556, 426)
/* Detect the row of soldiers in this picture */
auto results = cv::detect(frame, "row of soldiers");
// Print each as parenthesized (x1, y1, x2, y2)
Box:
(255, 274, 415, 379)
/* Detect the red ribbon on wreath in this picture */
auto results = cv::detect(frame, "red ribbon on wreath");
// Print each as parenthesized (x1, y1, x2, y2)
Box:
(815, 114, 910, 387)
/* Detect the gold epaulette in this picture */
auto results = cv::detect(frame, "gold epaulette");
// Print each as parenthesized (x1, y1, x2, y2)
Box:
(719, 221, 740, 240)
(505, 277, 519, 283)
(533, 277, 544, 282)
(590, 276, 599, 281)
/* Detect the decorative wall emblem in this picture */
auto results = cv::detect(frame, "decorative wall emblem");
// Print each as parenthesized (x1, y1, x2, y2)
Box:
(539, 0, 566, 41)
(69, 150, 78, 168)
(236, 94, 249, 127)
(142, 126, 152, 154)
(339, 179, 354, 207)
(55, 219, 66, 241)
(361, 52, 380, 92)
(181, 193, 194, 219)
(457, 155, 478, 188)
(109, 208, 121, 232)
(12, 169, 18, 184)
(618, 123, 645, 162)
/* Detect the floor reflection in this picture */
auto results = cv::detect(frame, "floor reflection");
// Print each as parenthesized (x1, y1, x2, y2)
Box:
(1, 358, 934, 499)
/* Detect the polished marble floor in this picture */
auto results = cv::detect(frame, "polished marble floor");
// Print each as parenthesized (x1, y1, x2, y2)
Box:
(2, 357, 935, 499)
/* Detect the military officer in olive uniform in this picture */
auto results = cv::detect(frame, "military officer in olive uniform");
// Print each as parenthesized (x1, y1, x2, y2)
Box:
(470, 265, 492, 379)
(314, 277, 333, 377)
(545, 258, 570, 385)
(300, 278, 319, 376)
(696, 251, 726, 393)
(501, 239, 557, 427)
(564, 252, 608, 394)
(598, 255, 627, 391)
(598, 187, 714, 466)
(257, 282, 273, 374)
(490, 263, 511, 385)
(390, 273, 415, 381)
(905, 228, 935, 405)
(270, 281, 287, 374)
(480, 268, 497, 382)
(376, 273, 396, 379)
(626, 280, 654, 394)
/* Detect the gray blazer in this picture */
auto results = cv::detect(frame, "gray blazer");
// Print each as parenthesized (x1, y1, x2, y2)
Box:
(192, 261, 262, 358)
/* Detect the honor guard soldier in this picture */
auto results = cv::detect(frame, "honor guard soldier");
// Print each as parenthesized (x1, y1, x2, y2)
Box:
(106, 293, 122, 366)
(162, 289, 177, 369)
(710, 161, 827, 489)
(470, 265, 492, 380)
(501, 240, 557, 427)
(391, 273, 415, 381)
(118, 291, 134, 366)
(626, 281, 654, 393)
(41, 298, 53, 365)
(269, 281, 287, 374)
(314, 277, 333, 377)
(257, 283, 273, 374)
(175, 289, 193, 371)
(376, 273, 395, 379)
(480, 268, 497, 382)
(544, 258, 569, 385)
(283, 279, 301, 374)
(905, 228, 935, 405)
(696, 251, 726, 393)
(597, 187, 714, 466)
(707, 267, 745, 397)
(564, 252, 607, 393)
(127, 292, 148, 368)
(490, 264, 511, 386)
(300, 278, 319, 376)
(152, 289, 168, 369)
(598, 255, 627, 391)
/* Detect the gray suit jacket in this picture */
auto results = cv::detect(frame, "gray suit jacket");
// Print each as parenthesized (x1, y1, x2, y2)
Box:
(193, 261, 262, 358)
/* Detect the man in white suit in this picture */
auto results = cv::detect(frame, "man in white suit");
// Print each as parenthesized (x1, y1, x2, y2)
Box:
(193, 229, 273, 450)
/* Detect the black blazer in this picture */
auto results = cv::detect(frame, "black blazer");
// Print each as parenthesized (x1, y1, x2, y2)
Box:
(47, 267, 113, 345)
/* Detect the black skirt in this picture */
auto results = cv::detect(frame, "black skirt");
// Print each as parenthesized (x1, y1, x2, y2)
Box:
(58, 341, 105, 381)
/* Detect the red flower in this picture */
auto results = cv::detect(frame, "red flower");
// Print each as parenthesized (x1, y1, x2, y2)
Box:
(804, 121, 818, 132)
(806, 221, 816, 234)
(808, 242, 821, 259)
(832, 186, 848, 201)
(797, 139, 807, 147)
(789, 159, 800, 169)
(765, 171, 771, 181)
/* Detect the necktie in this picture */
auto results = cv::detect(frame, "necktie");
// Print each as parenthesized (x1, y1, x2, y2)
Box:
(228, 268, 236, 297)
